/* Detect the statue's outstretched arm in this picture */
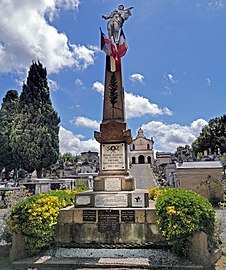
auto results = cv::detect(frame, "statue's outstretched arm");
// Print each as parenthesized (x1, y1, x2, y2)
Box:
(102, 11, 116, 20)
(102, 15, 109, 20)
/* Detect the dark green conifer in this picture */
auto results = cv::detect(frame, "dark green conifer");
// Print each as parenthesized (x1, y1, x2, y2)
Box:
(12, 61, 60, 178)
(0, 90, 19, 179)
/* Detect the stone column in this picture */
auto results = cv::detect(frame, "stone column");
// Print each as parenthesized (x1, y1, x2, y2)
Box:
(94, 55, 134, 192)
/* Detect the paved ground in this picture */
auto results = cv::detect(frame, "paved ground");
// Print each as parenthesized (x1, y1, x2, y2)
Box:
(12, 247, 203, 269)
(130, 164, 156, 189)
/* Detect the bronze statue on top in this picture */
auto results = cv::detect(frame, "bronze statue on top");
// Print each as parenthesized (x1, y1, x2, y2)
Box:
(102, 4, 133, 42)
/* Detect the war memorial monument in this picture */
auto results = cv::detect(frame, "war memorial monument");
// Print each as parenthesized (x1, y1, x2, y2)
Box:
(56, 5, 159, 246)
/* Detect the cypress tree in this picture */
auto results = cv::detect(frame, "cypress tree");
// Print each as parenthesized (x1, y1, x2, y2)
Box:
(0, 90, 19, 179)
(12, 61, 60, 178)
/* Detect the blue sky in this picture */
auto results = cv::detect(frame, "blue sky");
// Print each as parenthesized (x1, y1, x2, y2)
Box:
(0, 0, 225, 155)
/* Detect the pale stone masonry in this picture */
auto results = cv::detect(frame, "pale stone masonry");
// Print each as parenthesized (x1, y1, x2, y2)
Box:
(130, 128, 154, 165)
(176, 161, 224, 201)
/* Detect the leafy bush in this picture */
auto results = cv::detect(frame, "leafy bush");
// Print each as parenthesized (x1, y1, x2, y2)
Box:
(8, 190, 77, 255)
(147, 186, 165, 200)
(155, 188, 215, 256)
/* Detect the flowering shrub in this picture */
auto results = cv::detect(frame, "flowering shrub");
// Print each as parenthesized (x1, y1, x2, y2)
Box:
(155, 188, 215, 256)
(147, 186, 165, 201)
(8, 190, 78, 255)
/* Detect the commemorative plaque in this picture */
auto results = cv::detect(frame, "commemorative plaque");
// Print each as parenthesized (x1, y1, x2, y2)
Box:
(98, 210, 120, 232)
(132, 193, 145, 207)
(104, 177, 121, 191)
(83, 210, 96, 222)
(76, 195, 91, 206)
(121, 210, 135, 222)
(95, 194, 128, 207)
(102, 143, 125, 170)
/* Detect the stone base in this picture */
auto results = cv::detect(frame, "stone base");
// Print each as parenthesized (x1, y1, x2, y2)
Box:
(74, 189, 149, 208)
(55, 206, 160, 245)
(93, 174, 135, 192)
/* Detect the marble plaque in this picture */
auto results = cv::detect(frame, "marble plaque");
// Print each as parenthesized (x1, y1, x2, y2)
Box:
(132, 193, 145, 207)
(102, 143, 125, 170)
(76, 195, 91, 206)
(121, 210, 135, 222)
(95, 194, 128, 207)
(83, 210, 96, 222)
(104, 178, 121, 191)
(98, 210, 120, 232)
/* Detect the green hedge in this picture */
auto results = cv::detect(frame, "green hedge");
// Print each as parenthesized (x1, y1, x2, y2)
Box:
(155, 188, 215, 256)
(8, 190, 80, 255)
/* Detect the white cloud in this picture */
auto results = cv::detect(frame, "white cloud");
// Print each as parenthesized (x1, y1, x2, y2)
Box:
(206, 78, 211, 86)
(75, 134, 85, 139)
(92, 81, 104, 95)
(72, 116, 100, 129)
(0, 0, 96, 73)
(75, 78, 84, 88)
(71, 44, 95, 69)
(59, 126, 99, 155)
(92, 81, 172, 118)
(208, 0, 224, 9)
(48, 79, 59, 91)
(141, 118, 208, 152)
(190, 118, 208, 132)
(125, 92, 172, 118)
(129, 73, 144, 84)
(164, 73, 178, 83)
(163, 73, 178, 95)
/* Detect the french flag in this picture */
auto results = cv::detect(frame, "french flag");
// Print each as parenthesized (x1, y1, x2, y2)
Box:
(100, 28, 111, 56)
(110, 36, 118, 60)
(117, 29, 128, 58)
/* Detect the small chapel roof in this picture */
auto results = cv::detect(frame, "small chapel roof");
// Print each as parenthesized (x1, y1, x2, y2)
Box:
(136, 128, 145, 138)
(133, 128, 154, 142)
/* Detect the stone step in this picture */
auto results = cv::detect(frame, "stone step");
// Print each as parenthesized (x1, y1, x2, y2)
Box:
(12, 248, 203, 269)
(130, 164, 156, 189)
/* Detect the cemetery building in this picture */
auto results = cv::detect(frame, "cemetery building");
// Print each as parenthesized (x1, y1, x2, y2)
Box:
(155, 152, 173, 167)
(176, 161, 224, 201)
(130, 128, 154, 165)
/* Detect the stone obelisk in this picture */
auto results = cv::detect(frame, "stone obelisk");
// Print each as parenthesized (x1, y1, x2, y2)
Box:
(94, 55, 134, 191)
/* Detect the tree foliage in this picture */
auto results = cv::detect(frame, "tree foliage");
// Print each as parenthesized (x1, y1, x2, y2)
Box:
(174, 145, 192, 162)
(192, 115, 226, 156)
(0, 90, 19, 179)
(11, 61, 60, 177)
(59, 152, 78, 166)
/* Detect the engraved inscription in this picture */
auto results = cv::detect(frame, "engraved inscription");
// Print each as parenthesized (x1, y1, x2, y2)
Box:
(76, 195, 91, 206)
(83, 210, 96, 222)
(98, 210, 119, 232)
(105, 178, 121, 191)
(95, 194, 128, 207)
(121, 210, 135, 222)
(102, 143, 125, 170)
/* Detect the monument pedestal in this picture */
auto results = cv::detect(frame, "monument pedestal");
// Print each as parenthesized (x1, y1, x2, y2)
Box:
(93, 172, 134, 191)
(75, 189, 149, 208)
(56, 205, 160, 246)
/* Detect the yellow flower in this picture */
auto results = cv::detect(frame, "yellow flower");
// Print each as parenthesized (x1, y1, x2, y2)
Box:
(166, 206, 177, 215)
